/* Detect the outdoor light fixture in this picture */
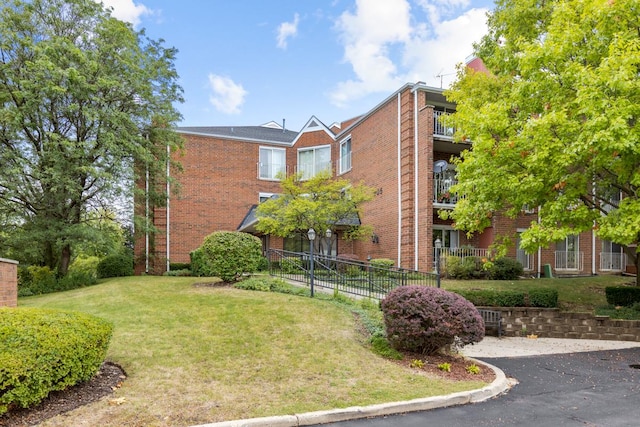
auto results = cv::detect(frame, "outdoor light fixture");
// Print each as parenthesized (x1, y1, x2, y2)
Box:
(308, 228, 316, 297)
(435, 238, 442, 288)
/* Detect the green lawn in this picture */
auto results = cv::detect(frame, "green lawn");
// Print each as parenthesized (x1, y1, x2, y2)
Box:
(19, 276, 487, 427)
(442, 274, 634, 313)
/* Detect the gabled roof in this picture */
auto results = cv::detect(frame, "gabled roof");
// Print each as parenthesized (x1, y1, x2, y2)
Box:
(291, 116, 336, 145)
(176, 125, 298, 145)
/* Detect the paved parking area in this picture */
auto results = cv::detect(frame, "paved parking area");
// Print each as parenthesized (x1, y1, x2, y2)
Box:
(319, 346, 640, 427)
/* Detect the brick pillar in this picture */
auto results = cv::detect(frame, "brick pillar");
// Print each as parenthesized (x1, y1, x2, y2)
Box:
(0, 258, 19, 307)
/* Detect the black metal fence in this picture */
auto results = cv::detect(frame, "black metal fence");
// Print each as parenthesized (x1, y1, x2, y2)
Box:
(267, 249, 438, 300)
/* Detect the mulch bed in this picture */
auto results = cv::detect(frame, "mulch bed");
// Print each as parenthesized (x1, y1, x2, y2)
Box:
(0, 362, 126, 427)
(394, 351, 496, 383)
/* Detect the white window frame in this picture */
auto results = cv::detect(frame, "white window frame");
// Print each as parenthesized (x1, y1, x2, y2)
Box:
(339, 136, 352, 174)
(297, 145, 331, 180)
(259, 192, 276, 203)
(259, 147, 286, 181)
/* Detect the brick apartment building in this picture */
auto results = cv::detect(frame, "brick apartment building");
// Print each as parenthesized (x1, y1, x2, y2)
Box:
(136, 82, 632, 278)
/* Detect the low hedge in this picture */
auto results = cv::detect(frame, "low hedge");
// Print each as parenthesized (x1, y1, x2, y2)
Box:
(605, 286, 640, 307)
(0, 308, 113, 415)
(453, 288, 558, 308)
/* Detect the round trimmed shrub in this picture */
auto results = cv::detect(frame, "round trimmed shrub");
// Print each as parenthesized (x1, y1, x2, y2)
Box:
(96, 252, 134, 278)
(191, 231, 264, 282)
(381, 285, 485, 355)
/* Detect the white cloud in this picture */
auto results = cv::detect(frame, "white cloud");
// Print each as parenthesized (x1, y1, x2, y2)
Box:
(207, 74, 248, 114)
(276, 13, 300, 49)
(330, 0, 488, 107)
(98, 0, 152, 27)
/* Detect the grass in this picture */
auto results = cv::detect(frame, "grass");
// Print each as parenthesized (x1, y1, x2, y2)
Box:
(18, 276, 487, 427)
(441, 274, 634, 313)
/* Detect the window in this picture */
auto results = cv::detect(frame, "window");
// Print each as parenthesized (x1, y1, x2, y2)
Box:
(516, 232, 533, 270)
(298, 145, 331, 179)
(339, 137, 352, 174)
(259, 192, 275, 203)
(259, 147, 286, 180)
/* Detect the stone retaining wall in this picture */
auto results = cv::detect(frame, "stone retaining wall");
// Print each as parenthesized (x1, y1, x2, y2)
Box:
(0, 258, 18, 307)
(483, 307, 640, 342)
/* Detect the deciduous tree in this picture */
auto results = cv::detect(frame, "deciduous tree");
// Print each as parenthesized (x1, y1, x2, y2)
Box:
(255, 170, 375, 245)
(444, 0, 640, 283)
(0, 0, 183, 275)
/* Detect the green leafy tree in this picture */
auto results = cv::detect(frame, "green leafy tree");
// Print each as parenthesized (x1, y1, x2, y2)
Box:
(444, 0, 640, 284)
(0, 0, 183, 276)
(255, 170, 375, 244)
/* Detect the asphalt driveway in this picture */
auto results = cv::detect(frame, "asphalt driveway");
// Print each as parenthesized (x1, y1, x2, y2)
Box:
(317, 347, 640, 427)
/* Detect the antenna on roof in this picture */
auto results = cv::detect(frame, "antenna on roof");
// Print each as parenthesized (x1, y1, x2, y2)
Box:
(282, 118, 285, 132)
(434, 70, 455, 88)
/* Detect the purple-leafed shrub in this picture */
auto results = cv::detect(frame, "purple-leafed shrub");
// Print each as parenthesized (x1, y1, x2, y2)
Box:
(380, 285, 485, 355)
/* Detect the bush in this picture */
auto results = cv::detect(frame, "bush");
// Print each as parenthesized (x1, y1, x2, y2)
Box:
(163, 269, 192, 277)
(17, 265, 56, 296)
(17, 264, 98, 297)
(381, 286, 484, 355)
(445, 256, 486, 279)
(69, 256, 100, 280)
(233, 277, 308, 296)
(487, 257, 524, 280)
(370, 258, 394, 277)
(0, 307, 113, 415)
(454, 289, 527, 307)
(191, 231, 263, 282)
(169, 262, 191, 271)
(96, 253, 134, 278)
(453, 288, 558, 308)
(280, 256, 303, 274)
(527, 288, 559, 308)
(605, 286, 640, 307)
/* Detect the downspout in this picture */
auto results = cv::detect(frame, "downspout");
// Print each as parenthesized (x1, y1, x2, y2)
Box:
(397, 93, 402, 266)
(166, 144, 171, 273)
(413, 88, 419, 270)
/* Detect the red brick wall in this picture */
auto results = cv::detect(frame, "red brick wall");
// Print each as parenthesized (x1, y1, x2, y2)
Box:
(0, 258, 18, 307)
(137, 128, 337, 272)
(340, 91, 404, 265)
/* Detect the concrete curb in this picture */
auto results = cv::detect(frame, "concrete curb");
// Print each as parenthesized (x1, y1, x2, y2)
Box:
(191, 359, 512, 427)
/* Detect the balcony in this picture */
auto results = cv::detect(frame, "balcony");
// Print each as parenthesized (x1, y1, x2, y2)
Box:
(435, 247, 493, 270)
(555, 251, 584, 271)
(433, 177, 458, 208)
(433, 110, 455, 138)
(599, 252, 627, 272)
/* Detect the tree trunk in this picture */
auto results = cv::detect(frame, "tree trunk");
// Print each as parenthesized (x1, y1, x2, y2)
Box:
(635, 253, 640, 287)
(59, 244, 71, 277)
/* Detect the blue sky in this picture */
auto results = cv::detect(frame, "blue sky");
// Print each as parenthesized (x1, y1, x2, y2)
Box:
(101, 0, 495, 131)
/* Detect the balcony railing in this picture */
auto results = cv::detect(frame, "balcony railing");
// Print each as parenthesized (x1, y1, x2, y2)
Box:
(555, 251, 584, 271)
(435, 247, 493, 270)
(434, 110, 455, 137)
(599, 252, 627, 272)
(433, 178, 458, 206)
